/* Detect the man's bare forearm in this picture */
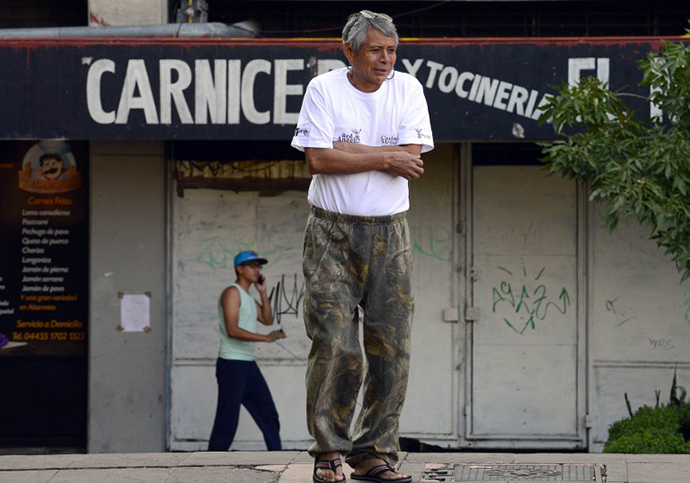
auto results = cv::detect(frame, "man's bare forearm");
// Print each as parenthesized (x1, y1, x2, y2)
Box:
(333, 141, 421, 156)
(305, 144, 424, 180)
(305, 147, 389, 175)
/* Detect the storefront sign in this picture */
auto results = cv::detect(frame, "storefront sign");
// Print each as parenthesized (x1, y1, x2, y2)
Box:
(0, 141, 88, 356)
(0, 38, 683, 140)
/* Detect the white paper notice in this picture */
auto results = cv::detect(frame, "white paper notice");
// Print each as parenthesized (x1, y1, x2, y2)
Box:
(120, 294, 150, 332)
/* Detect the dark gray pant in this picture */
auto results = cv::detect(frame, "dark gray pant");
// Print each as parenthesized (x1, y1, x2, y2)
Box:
(303, 206, 414, 466)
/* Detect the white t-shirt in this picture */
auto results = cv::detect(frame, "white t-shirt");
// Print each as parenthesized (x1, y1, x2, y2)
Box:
(291, 67, 434, 216)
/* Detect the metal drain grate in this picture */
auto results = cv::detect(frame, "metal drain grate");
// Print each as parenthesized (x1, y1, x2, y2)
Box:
(421, 463, 607, 482)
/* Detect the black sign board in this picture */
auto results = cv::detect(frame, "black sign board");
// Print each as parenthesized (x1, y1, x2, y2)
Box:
(0, 140, 88, 446)
(0, 37, 682, 141)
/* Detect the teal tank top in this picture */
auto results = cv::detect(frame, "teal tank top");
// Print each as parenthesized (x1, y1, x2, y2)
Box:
(218, 283, 257, 361)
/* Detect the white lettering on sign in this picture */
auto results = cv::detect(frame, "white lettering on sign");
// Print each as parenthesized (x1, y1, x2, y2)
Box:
(402, 58, 553, 121)
(567, 57, 610, 87)
(274, 59, 305, 125)
(195, 59, 228, 124)
(86, 55, 607, 128)
(86, 57, 312, 125)
(401, 58, 423, 77)
(317, 59, 346, 76)
(647, 58, 664, 121)
(425, 60, 444, 88)
(115, 59, 158, 124)
(241, 59, 271, 124)
(438, 66, 458, 94)
(160, 59, 193, 124)
(567, 57, 613, 121)
(86, 59, 116, 123)
(228, 60, 241, 123)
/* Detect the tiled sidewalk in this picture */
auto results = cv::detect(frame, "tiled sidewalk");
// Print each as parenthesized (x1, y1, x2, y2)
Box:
(0, 450, 689, 482)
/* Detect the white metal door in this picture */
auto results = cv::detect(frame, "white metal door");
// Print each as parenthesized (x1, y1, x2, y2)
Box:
(467, 164, 585, 448)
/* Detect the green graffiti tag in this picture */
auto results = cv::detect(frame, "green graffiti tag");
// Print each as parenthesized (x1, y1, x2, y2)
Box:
(491, 265, 571, 334)
(196, 236, 245, 269)
(413, 226, 451, 261)
(195, 236, 282, 269)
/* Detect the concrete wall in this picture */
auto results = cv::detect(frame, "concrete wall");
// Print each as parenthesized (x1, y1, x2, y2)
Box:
(94, 139, 690, 452)
(401, 143, 457, 438)
(86, 0, 169, 454)
(88, 141, 167, 453)
(468, 165, 584, 448)
(588, 204, 690, 451)
(88, 0, 167, 26)
(169, 188, 312, 451)
(168, 145, 456, 450)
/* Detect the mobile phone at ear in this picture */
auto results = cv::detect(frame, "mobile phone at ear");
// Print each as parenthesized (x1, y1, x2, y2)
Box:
(258, 275, 265, 284)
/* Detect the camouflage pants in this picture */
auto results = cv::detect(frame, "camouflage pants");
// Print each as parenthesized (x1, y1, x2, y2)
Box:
(303, 206, 414, 466)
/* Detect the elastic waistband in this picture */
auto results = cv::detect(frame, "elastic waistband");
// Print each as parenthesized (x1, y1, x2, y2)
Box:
(311, 206, 407, 225)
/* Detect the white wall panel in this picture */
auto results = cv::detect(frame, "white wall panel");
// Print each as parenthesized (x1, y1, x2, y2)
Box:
(402, 144, 456, 436)
(170, 363, 310, 450)
(170, 145, 456, 448)
(590, 205, 690, 450)
(88, 0, 167, 26)
(89, 141, 166, 453)
(171, 189, 311, 449)
(470, 166, 581, 443)
(591, 364, 690, 448)
(473, 167, 576, 257)
(473, 344, 578, 436)
(591, 207, 690, 362)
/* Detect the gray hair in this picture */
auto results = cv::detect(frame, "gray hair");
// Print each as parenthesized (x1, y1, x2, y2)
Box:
(342, 10, 398, 54)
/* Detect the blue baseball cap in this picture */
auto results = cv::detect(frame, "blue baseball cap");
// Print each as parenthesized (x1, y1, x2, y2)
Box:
(234, 250, 268, 269)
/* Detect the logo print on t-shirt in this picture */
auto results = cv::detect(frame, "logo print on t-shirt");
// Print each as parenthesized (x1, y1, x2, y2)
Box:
(381, 135, 398, 145)
(415, 128, 432, 140)
(294, 127, 310, 137)
(337, 128, 361, 143)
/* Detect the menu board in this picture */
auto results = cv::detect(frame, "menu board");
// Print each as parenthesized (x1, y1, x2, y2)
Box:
(0, 141, 88, 357)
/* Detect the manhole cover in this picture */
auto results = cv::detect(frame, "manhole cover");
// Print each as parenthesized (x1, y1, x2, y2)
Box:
(421, 463, 607, 482)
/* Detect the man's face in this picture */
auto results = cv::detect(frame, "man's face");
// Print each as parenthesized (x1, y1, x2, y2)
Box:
(40, 157, 63, 180)
(238, 262, 262, 282)
(345, 28, 397, 93)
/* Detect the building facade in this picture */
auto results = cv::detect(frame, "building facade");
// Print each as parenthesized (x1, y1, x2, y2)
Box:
(0, 0, 688, 454)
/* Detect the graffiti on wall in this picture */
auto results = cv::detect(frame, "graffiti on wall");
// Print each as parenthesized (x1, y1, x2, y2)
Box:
(491, 264, 571, 334)
(413, 225, 452, 262)
(649, 338, 674, 350)
(605, 297, 638, 327)
(267, 273, 304, 326)
(197, 227, 454, 269)
(195, 236, 284, 269)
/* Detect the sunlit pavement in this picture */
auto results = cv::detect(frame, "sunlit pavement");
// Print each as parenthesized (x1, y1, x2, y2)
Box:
(0, 450, 689, 482)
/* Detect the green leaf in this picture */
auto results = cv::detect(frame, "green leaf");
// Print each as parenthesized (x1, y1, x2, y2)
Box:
(539, 34, 690, 286)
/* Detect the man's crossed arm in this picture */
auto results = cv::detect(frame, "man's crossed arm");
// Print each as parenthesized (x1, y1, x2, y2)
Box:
(305, 143, 424, 181)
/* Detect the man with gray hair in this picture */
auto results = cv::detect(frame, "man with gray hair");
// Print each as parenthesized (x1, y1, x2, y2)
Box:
(292, 10, 434, 483)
